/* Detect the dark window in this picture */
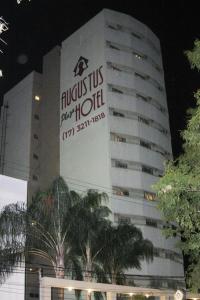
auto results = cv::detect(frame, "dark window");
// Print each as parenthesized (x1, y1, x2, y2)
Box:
(140, 140, 151, 149)
(136, 93, 149, 102)
(146, 218, 157, 227)
(135, 72, 149, 80)
(33, 134, 38, 140)
(158, 85, 164, 92)
(112, 87, 123, 94)
(117, 136, 126, 143)
(113, 111, 125, 117)
(33, 153, 38, 160)
(138, 116, 150, 125)
(34, 114, 39, 120)
(118, 216, 131, 224)
(155, 65, 162, 72)
(109, 44, 120, 50)
(108, 25, 117, 30)
(111, 65, 121, 71)
(131, 32, 141, 39)
(142, 166, 153, 175)
(122, 190, 129, 196)
(30, 293, 39, 298)
(153, 248, 160, 257)
(32, 175, 38, 181)
(115, 161, 128, 169)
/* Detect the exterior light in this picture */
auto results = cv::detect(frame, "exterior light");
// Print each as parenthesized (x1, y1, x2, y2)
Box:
(145, 294, 149, 298)
(87, 289, 92, 294)
(34, 95, 40, 101)
(0, 69, 2, 77)
(67, 287, 73, 291)
(129, 293, 134, 296)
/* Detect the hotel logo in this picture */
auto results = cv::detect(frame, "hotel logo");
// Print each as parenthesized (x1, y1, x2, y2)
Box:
(74, 56, 89, 77)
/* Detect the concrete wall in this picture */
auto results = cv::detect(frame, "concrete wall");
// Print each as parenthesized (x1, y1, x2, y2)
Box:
(39, 46, 60, 190)
(60, 11, 111, 195)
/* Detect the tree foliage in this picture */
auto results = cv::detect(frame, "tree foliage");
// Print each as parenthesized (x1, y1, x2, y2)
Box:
(0, 177, 154, 289)
(154, 40, 200, 291)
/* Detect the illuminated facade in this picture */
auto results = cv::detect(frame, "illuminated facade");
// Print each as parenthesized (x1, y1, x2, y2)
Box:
(60, 9, 185, 288)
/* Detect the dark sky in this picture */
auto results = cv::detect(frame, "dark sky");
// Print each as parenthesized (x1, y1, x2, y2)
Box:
(0, 0, 200, 157)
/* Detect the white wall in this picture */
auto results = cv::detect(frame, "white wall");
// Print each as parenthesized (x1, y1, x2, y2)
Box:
(0, 175, 27, 300)
(60, 11, 111, 195)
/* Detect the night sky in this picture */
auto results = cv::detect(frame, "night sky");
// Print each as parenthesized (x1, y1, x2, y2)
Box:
(1, 0, 200, 157)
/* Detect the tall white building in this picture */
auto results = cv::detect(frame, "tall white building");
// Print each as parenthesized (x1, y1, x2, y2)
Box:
(0, 46, 60, 200)
(0, 8, 185, 292)
(60, 9, 185, 288)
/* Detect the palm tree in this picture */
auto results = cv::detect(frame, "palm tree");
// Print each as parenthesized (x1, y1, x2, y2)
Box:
(0, 178, 154, 300)
(0, 178, 112, 299)
(0, 177, 81, 299)
(99, 221, 154, 285)
(72, 189, 111, 282)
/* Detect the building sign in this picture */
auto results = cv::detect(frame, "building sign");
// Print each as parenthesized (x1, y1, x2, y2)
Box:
(60, 59, 106, 141)
(60, 13, 111, 193)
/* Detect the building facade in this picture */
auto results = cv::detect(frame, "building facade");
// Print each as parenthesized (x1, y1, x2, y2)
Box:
(60, 9, 185, 288)
(0, 46, 60, 200)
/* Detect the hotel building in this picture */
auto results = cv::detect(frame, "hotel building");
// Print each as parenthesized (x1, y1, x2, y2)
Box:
(0, 9, 185, 293)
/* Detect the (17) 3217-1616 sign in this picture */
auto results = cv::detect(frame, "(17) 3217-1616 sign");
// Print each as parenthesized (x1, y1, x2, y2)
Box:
(62, 112, 105, 141)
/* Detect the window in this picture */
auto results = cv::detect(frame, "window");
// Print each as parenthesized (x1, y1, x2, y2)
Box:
(112, 87, 123, 94)
(142, 165, 153, 175)
(133, 52, 146, 60)
(135, 72, 149, 80)
(138, 116, 150, 125)
(113, 111, 125, 117)
(136, 93, 149, 102)
(33, 153, 38, 160)
(109, 44, 120, 50)
(140, 140, 151, 149)
(108, 24, 118, 30)
(34, 114, 39, 120)
(153, 248, 159, 257)
(144, 191, 156, 201)
(160, 128, 168, 135)
(131, 32, 141, 39)
(146, 218, 157, 228)
(118, 215, 131, 224)
(111, 65, 121, 72)
(115, 161, 128, 169)
(155, 65, 162, 72)
(158, 85, 164, 92)
(30, 293, 39, 298)
(116, 136, 126, 143)
(32, 175, 38, 181)
(33, 134, 38, 140)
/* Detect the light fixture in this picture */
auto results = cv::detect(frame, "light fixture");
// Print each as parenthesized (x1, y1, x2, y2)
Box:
(145, 294, 150, 298)
(67, 287, 73, 291)
(0, 69, 2, 77)
(87, 289, 92, 294)
(34, 95, 40, 101)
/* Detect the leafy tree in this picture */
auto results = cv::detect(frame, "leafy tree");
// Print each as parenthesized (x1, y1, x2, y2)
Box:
(154, 40, 200, 291)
